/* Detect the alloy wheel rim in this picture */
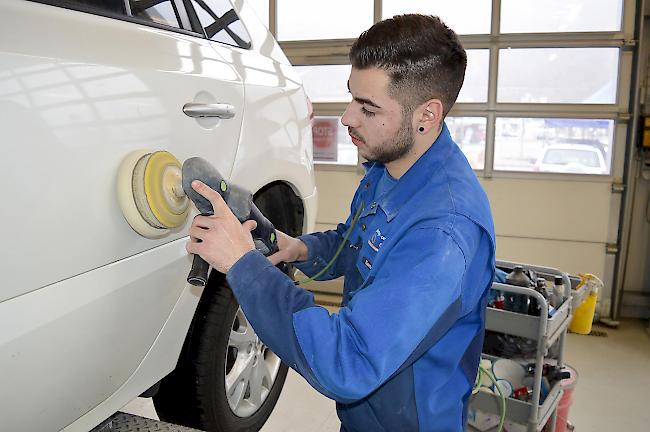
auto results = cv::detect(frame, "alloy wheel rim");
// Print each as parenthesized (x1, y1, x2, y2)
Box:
(225, 307, 281, 417)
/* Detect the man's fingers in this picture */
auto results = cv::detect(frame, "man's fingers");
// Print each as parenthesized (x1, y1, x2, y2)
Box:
(267, 250, 289, 266)
(242, 220, 257, 232)
(267, 253, 281, 266)
(186, 240, 201, 255)
(191, 180, 229, 213)
(192, 214, 214, 229)
(188, 226, 207, 241)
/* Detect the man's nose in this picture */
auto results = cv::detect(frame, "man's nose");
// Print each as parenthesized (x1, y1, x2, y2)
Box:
(341, 103, 357, 128)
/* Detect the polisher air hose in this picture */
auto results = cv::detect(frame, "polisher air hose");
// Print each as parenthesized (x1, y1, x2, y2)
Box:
(296, 202, 364, 286)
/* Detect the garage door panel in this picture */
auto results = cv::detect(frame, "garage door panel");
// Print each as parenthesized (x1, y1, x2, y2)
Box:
(497, 235, 605, 280)
(482, 178, 611, 242)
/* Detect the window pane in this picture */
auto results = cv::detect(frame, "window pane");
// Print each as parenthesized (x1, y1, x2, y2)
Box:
(247, 0, 269, 28)
(382, 0, 491, 35)
(498, 48, 618, 104)
(446, 117, 486, 170)
(501, 0, 622, 33)
(277, 0, 373, 41)
(494, 118, 614, 174)
(457, 49, 489, 103)
(66, 0, 127, 14)
(296, 65, 352, 103)
(130, 0, 181, 28)
(192, 0, 252, 48)
(312, 116, 357, 165)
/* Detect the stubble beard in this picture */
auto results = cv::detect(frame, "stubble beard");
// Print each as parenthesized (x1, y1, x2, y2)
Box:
(365, 116, 415, 164)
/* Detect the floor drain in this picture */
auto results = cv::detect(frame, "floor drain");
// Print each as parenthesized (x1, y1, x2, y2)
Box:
(569, 329, 608, 337)
(588, 329, 608, 337)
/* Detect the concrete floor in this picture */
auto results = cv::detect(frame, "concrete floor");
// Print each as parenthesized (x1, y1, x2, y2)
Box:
(122, 319, 650, 431)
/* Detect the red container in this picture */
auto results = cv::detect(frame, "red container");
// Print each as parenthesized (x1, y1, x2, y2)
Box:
(554, 365, 578, 432)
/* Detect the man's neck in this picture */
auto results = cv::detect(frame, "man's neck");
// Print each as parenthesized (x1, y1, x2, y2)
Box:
(385, 126, 443, 179)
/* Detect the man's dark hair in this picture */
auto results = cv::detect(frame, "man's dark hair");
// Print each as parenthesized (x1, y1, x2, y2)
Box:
(349, 14, 467, 118)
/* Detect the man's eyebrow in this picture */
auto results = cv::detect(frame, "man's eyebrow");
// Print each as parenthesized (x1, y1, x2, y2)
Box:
(347, 80, 382, 109)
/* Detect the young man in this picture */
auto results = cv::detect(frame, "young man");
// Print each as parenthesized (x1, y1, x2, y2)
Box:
(187, 14, 495, 432)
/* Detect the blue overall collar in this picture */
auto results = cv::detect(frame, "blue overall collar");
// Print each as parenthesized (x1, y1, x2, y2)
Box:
(361, 122, 455, 222)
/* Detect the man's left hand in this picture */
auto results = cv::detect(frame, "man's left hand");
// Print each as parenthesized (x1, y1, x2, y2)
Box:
(186, 180, 257, 274)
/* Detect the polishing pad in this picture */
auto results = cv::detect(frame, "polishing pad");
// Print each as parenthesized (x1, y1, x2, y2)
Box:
(117, 150, 190, 238)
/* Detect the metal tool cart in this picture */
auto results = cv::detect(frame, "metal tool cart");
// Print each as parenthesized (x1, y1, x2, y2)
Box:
(469, 260, 578, 432)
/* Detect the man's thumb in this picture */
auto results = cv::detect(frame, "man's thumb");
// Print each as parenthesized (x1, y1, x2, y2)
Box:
(243, 220, 257, 232)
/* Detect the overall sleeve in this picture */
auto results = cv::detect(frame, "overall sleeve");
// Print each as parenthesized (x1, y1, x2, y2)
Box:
(226, 226, 468, 404)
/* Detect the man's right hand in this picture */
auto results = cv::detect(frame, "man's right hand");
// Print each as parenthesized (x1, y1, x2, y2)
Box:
(268, 230, 309, 266)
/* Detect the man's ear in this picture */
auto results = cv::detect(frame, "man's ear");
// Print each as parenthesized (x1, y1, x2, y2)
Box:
(415, 99, 444, 134)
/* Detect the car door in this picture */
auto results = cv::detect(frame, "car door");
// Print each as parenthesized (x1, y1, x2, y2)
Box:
(0, 0, 244, 430)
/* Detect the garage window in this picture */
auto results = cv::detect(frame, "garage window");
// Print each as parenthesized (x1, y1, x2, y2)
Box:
(382, 0, 492, 35)
(494, 118, 614, 174)
(497, 48, 619, 104)
(500, 0, 622, 33)
(271, 0, 627, 175)
(277, 0, 373, 41)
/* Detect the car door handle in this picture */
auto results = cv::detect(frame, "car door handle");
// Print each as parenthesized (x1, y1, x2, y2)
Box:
(182, 103, 236, 119)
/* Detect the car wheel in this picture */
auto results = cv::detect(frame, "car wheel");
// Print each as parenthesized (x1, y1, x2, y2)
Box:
(153, 274, 288, 431)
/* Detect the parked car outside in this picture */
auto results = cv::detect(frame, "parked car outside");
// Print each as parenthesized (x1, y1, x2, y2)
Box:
(0, 1, 316, 431)
(535, 143, 608, 175)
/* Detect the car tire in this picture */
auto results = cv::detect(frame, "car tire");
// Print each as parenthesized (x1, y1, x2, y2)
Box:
(153, 272, 289, 432)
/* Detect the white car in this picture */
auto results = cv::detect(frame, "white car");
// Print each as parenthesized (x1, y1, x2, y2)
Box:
(535, 143, 608, 175)
(0, 1, 317, 431)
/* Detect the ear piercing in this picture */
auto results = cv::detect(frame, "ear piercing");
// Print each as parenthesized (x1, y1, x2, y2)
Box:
(418, 126, 425, 133)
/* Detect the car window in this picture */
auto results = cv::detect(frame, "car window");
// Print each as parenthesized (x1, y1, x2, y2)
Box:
(129, 0, 182, 28)
(543, 149, 601, 167)
(32, 0, 126, 14)
(190, 0, 252, 49)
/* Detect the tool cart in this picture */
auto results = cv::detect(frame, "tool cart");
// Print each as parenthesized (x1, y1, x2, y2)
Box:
(468, 260, 580, 432)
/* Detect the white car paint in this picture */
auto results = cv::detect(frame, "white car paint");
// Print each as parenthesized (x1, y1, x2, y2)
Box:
(0, 1, 316, 431)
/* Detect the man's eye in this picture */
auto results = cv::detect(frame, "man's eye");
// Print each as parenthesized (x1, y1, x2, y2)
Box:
(361, 107, 375, 117)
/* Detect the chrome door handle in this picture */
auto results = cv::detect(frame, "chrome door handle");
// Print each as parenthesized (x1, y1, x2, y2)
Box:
(182, 103, 236, 119)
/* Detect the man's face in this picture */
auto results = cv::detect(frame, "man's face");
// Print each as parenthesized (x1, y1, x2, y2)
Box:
(341, 67, 415, 164)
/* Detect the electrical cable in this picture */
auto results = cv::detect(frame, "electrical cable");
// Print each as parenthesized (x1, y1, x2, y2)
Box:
(295, 202, 364, 286)
(472, 365, 506, 432)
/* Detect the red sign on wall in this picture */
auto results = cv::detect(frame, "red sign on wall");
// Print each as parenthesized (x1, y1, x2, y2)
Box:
(312, 118, 338, 161)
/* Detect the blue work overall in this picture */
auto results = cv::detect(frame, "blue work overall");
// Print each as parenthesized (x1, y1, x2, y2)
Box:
(227, 123, 496, 431)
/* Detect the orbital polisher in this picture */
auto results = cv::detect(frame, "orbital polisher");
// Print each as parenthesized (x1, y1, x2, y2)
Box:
(117, 150, 278, 287)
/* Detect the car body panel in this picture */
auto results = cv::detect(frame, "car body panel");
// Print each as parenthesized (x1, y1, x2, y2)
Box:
(0, 1, 316, 431)
(0, 1, 244, 300)
(0, 239, 192, 432)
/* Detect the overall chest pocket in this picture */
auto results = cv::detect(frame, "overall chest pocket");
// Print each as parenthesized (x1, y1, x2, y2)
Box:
(355, 226, 387, 280)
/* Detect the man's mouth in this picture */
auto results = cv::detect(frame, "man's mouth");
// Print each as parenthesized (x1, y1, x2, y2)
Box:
(349, 130, 364, 146)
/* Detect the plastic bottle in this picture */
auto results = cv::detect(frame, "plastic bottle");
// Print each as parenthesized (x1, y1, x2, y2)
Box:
(505, 266, 532, 286)
(569, 285, 598, 334)
(505, 266, 532, 314)
(552, 276, 564, 308)
(529, 277, 550, 316)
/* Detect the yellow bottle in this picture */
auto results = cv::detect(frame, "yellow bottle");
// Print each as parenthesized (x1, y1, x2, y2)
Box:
(570, 283, 598, 335)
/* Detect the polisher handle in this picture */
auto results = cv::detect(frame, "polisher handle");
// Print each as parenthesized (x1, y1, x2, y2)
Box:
(188, 254, 210, 287)
(249, 203, 279, 256)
